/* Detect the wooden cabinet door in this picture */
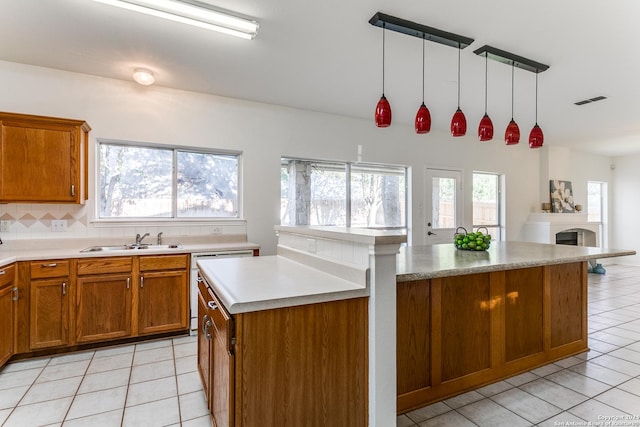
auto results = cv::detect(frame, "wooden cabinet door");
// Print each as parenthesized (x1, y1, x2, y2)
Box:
(211, 300, 234, 427)
(138, 270, 188, 335)
(0, 120, 79, 202)
(76, 274, 132, 343)
(0, 268, 15, 367)
(197, 281, 213, 408)
(30, 278, 70, 349)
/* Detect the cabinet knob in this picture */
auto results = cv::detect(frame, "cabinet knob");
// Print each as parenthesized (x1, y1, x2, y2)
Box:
(71, 185, 75, 196)
(12, 287, 19, 301)
(0, 270, 5, 275)
(207, 301, 218, 311)
(126, 277, 130, 289)
(62, 282, 67, 296)
(140, 276, 144, 288)
(42, 263, 58, 268)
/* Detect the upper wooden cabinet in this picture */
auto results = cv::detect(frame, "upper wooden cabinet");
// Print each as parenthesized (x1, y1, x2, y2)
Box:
(0, 111, 90, 203)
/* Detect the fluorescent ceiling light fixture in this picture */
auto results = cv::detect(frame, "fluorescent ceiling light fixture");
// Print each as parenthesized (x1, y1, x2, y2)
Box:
(133, 68, 155, 85)
(90, 0, 259, 39)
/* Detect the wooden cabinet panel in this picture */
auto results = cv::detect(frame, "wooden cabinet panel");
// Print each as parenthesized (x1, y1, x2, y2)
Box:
(236, 298, 368, 427)
(505, 267, 544, 361)
(30, 260, 70, 279)
(30, 278, 69, 349)
(138, 270, 188, 335)
(197, 281, 213, 407)
(0, 112, 90, 203)
(438, 274, 491, 381)
(76, 274, 132, 343)
(139, 254, 188, 271)
(549, 263, 585, 348)
(397, 279, 430, 395)
(0, 264, 16, 367)
(77, 257, 132, 276)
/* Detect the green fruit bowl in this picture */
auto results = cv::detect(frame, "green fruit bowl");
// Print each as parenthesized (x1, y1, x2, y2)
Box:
(453, 227, 492, 251)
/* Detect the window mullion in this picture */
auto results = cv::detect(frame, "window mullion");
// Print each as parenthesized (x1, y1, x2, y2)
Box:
(172, 149, 178, 218)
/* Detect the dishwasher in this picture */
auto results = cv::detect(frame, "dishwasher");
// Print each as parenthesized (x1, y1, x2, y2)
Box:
(190, 250, 255, 330)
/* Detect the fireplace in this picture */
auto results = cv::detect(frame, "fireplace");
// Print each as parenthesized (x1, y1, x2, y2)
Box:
(522, 213, 599, 247)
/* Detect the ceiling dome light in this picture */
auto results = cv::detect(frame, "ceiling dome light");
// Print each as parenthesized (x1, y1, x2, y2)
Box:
(133, 68, 155, 85)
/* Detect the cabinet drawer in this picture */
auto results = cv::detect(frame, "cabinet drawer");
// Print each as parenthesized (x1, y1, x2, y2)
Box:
(30, 260, 70, 279)
(140, 254, 188, 271)
(77, 257, 133, 276)
(0, 264, 14, 288)
(198, 274, 233, 354)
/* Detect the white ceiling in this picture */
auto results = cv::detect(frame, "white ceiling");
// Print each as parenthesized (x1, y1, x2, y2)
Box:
(2, 0, 640, 157)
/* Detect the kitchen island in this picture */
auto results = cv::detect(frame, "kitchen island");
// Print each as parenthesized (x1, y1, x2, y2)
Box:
(195, 226, 634, 425)
(395, 242, 635, 413)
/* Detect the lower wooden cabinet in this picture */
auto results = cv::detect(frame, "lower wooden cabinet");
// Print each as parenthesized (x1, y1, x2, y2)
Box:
(139, 255, 189, 335)
(29, 260, 71, 350)
(198, 273, 368, 427)
(30, 277, 70, 350)
(0, 264, 16, 367)
(76, 257, 133, 343)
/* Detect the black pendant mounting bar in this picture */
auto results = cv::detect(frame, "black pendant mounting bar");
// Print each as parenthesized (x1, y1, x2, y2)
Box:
(473, 45, 549, 73)
(369, 12, 474, 49)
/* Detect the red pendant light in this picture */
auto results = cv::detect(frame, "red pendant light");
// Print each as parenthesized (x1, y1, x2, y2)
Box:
(450, 44, 466, 136)
(375, 24, 391, 127)
(529, 71, 544, 148)
(478, 52, 493, 141)
(415, 37, 431, 134)
(505, 63, 520, 145)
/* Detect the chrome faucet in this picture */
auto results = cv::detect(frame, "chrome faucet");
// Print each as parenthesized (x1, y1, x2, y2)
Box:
(135, 233, 150, 245)
(157, 232, 163, 245)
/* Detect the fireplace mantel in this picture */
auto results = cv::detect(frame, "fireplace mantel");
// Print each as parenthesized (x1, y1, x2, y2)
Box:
(521, 213, 599, 247)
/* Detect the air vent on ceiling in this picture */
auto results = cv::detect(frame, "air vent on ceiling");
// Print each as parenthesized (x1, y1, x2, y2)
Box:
(574, 96, 607, 106)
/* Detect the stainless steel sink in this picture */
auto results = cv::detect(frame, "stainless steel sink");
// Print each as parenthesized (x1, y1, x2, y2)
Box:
(80, 243, 182, 253)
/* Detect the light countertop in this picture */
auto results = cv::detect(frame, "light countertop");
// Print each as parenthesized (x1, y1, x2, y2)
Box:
(197, 256, 368, 314)
(0, 237, 259, 268)
(397, 242, 636, 282)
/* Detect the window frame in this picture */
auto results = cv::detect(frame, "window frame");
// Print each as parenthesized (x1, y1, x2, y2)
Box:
(281, 156, 409, 230)
(472, 171, 504, 241)
(95, 139, 243, 223)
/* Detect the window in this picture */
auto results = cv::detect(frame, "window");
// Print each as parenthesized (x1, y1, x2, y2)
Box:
(281, 158, 407, 228)
(472, 172, 502, 240)
(99, 141, 240, 219)
(587, 181, 605, 223)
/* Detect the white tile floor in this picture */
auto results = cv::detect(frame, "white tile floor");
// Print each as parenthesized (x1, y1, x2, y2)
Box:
(399, 264, 640, 426)
(0, 335, 209, 427)
(2, 264, 640, 426)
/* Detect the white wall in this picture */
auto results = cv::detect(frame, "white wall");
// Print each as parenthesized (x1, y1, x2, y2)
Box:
(610, 154, 640, 265)
(0, 60, 606, 255)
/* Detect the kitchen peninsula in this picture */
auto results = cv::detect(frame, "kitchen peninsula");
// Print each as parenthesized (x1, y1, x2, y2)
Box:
(196, 226, 634, 426)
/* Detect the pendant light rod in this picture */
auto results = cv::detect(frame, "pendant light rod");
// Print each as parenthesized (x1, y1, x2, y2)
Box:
(473, 45, 549, 74)
(369, 12, 474, 49)
(382, 23, 386, 94)
(421, 37, 425, 103)
(535, 71, 539, 122)
(510, 63, 515, 118)
(484, 52, 488, 113)
(457, 43, 461, 107)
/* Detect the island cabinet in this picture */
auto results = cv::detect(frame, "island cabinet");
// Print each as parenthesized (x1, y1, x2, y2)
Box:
(198, 274, 368, 427)
(396, 261, 587, 412)
(76, 257, 133, 343)
(0, 112, 90, 203)
(29, 260, 71, 350)
(0, 264, 16, 368)
(138, 255, 189, 335)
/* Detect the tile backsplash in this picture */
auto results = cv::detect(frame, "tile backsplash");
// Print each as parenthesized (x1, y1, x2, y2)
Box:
(0, 204, 246, 241)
